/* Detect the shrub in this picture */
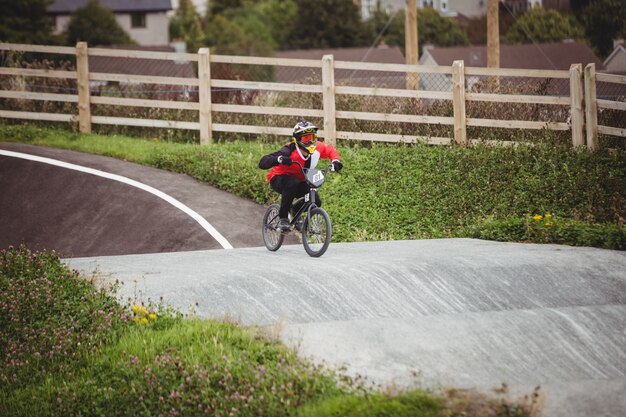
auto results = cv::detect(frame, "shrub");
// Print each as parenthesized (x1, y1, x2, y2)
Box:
(0, 245, 129, 391)
(469, 214, 626, 250)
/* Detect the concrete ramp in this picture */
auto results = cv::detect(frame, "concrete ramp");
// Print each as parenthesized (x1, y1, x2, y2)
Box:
(66, 238, 626, 417)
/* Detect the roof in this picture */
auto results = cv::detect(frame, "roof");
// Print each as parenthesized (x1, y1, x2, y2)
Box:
(49, 0, 172, 14)
(603, 44, 626, 68)
(274, 45, 406, 87)
(421, 41, 605, 70)
(88, 45, 195, 79)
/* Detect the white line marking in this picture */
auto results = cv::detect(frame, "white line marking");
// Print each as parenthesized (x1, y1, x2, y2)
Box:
(0, 149, 234, 250)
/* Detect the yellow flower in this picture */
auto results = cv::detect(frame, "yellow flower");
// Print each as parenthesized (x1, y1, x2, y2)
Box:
(532, 215, 543, 221)
(141, 317, 149, 324)
(544, 213, 552, 218)
(149, 313, 157, 320)
(140, 307, 149, 315)
(133, 316, 140, 322)
(545, 221, 554, 227)
(132, 305, 141, 313)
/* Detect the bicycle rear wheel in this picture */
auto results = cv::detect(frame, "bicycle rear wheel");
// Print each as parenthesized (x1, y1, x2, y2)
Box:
(302, 207, 332, 257)
(262, 204, 284, 251)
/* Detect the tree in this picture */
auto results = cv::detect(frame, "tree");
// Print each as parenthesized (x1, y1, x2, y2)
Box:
(283, 0, 369, 49)
(0, 0, 56, 44)
(504, 7, 584, 45)
(66, 0, 133, 46)
(203, 0, 296, 52)
(170, 0, 204, 52)
(241, 0, 297, 50)
(204, 15, 273, 56)
(207, 0, 243, 17)
(582, 0, 626, 58)
(418, 8, 469, 52)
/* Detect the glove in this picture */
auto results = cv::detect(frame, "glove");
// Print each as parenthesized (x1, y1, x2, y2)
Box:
(332, 160, 343, 172)
(278, 156, 292, 166)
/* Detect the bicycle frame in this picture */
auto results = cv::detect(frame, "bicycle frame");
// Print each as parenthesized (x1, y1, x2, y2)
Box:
(287, 162, 332, 229)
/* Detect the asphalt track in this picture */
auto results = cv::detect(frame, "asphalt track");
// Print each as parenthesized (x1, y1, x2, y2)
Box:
(2, 142, 625, 417)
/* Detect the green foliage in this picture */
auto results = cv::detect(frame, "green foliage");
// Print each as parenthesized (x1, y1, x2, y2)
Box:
(169, 0, 204, 53)
(298, 390, 442, 417)
(469, 214, 626, 250)
(283, 0, 370, 49)
(10, 320, 342, 417)
(205, 14, 274, 56)
(250, 0, 298, 49)
(0, 245, 129, 392)
(203, 0, 296, 55)
(65, 0, 133, 46)
(208, 0, 244, 17)
(418, 8, 470, 51)
(504, 7, 585, 44)
(581, 0, 626, 58)
(299, 387, 537, 417)
(0, 0, 58, 44)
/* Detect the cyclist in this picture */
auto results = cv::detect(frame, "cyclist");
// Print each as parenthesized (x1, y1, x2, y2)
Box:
(259, 120, 343, 232)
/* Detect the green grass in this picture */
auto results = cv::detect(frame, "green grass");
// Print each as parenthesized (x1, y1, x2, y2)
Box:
(0, 246, 540, 417)
(1, 123, 624, 249)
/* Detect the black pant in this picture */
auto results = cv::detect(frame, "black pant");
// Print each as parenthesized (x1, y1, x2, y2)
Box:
(270, 175, 321, 219)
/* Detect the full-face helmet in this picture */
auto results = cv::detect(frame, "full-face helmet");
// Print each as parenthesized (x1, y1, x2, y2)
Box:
(292, 120, 318, 154)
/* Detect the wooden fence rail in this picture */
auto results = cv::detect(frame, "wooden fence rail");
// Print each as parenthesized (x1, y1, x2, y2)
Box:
(1, 42, 624, 148)
(585, 64, 626, 148)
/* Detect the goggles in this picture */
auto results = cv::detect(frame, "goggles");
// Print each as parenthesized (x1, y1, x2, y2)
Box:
(299, 133, 316, 144)
(295, 133, 317, 153)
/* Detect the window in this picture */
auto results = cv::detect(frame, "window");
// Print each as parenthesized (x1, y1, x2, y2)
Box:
(131, 12, 146, 28)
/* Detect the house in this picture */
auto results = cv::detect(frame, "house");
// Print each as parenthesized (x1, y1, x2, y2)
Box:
(603, 41, 626, 74)
(274, 45, 406, 88)
(502, 0, 570, 14)
(359, 0, 487, 20)
(359, 0, 571, 20)
(49, 0, 173, 46)
(418, 41, 604, 91)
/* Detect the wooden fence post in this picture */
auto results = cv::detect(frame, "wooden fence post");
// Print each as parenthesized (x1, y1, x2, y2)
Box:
(198, 48, 212, 145)
(584, 63, 598, 150)
(452, 60, 467, 145)
(321, 54, 336, 145)
(76, 42, 91, 133)
(405, 0, 419, 90)
(569, 64, 584, 147)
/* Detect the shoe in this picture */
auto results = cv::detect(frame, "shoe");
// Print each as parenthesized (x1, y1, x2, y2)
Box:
(294, 219, 304, 232)
(278, 218, 291, 232)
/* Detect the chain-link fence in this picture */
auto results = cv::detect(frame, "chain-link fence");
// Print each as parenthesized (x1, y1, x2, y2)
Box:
(596, 77, 626, 147)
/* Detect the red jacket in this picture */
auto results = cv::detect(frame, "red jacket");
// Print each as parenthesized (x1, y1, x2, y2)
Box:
(259, 141, 340, 182)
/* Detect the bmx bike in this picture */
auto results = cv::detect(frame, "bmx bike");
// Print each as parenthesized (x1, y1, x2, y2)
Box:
(262, 162, 334, 257)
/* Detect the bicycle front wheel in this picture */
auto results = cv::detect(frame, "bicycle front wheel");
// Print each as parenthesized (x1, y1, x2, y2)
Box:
(262, 204, 284, 251)
(302, 207, 332, 257)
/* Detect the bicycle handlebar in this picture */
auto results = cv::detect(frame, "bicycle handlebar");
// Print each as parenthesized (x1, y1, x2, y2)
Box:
(292, 161, 334, 174)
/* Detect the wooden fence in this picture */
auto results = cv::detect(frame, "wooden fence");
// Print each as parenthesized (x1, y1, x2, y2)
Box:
(0, 42, 624, 149)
